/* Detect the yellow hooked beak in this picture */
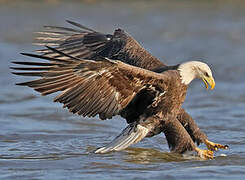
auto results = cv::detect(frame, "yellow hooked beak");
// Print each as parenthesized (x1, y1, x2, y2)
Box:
(202, 76, 215, 90)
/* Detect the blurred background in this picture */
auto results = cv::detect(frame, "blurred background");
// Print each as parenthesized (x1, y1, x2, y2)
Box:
(0, 0, 245, 179)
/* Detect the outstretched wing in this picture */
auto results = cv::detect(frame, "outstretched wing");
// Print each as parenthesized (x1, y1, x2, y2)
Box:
(35, 20, 165, 70)
(12, 47, 168, 120)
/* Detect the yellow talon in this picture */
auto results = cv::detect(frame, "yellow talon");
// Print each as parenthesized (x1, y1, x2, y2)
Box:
(195, 147, 214, 160)
(205, 140, 229, 151)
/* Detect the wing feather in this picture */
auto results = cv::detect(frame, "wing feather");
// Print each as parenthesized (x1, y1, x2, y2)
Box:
(12, 48, 167, 120)
(34, 21, 165, 70)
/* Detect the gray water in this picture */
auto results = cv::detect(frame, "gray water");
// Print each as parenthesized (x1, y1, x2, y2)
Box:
(0, 0, 245, 179)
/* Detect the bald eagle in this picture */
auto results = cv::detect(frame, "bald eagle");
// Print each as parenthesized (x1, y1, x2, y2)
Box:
(11, 21, 228, 159)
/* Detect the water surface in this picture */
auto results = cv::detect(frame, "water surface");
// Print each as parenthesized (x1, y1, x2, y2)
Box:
(0, 0, 245, 179)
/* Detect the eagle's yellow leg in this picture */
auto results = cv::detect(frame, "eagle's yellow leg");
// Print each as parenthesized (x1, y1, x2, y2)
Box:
(204, 139, 229, 151)
(195, 147, 214, 159)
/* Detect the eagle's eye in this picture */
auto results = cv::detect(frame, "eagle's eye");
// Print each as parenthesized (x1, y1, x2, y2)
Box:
(204, 72, 209, 77)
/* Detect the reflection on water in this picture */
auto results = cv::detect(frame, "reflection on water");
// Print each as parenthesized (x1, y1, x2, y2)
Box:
(0, 0, 245, 179)
(124, 147, 186, 164)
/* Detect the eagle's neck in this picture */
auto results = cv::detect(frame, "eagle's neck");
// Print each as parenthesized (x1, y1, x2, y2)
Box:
(178, 61, 199, 85)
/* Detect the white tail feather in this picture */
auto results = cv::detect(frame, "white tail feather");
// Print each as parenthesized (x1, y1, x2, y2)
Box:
(95, 124, 149, 154)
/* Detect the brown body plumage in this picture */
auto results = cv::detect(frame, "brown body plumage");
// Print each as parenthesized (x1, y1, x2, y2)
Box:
(12, 21, 228, 159)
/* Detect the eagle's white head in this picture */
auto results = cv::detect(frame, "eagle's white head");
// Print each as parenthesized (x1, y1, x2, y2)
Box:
(178, 61, 215, 89)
